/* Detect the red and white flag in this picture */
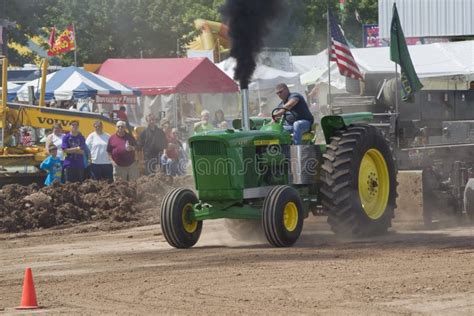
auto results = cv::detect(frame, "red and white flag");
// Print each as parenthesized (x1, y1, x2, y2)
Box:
(329, 10, 364, 81)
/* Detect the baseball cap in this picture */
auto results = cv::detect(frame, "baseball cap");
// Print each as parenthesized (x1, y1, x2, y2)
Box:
(116, 120, 127, 127)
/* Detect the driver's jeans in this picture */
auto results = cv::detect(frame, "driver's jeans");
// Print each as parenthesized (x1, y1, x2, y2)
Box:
(283, 119, 312, 145)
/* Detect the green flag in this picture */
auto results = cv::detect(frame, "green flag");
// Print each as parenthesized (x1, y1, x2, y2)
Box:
(390, 3, 423, 102)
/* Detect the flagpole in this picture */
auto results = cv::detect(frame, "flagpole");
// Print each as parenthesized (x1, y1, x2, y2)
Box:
(394, 63, 399, 114)
(394, 63, 400, 148)
(327, 7, 332, 112)
(72, 23, 77, 66)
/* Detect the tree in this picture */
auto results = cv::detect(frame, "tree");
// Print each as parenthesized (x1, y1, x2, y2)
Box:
(339, 0, 378, 47)
(276, 0, 378, 54)
(1, 0, 54, 66)
(3, 0, 378, 66)
(43, 0, 225, 65)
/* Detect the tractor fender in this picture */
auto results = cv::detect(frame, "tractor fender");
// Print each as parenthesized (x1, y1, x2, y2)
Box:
(320, 112, 373, 143)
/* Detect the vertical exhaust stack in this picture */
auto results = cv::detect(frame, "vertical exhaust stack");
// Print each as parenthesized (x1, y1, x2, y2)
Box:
(220, 0, 282, 131)
(241, 88, 250, 130)
(1, 57, 8, 147)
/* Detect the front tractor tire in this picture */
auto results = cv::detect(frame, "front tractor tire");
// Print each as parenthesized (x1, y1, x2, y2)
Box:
(321, 124, 397, 237)
(262, 185, 304, 247)
(160, 188, 202, 248)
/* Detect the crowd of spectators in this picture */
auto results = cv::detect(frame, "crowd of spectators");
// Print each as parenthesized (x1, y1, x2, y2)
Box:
(39, 115, 188, 186)
(35, 103, 251, 186)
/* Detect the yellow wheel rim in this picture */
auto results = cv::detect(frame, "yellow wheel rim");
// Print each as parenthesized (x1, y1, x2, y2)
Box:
(181, 203, 198, 233)
(283, 202, 298, 232)
(358, 148, 390, 220)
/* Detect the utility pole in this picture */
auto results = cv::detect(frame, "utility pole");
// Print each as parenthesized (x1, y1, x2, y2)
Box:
(176, 38, 180, 57)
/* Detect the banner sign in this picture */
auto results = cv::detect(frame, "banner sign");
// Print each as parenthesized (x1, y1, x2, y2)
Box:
(95, 94, 137, 105)
(364, 24, 446, 48)
(363, 24, 382, 48)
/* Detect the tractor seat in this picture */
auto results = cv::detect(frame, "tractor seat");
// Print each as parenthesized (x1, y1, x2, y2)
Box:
(301, 131, 314, 142)
(301, 123, 319, 143)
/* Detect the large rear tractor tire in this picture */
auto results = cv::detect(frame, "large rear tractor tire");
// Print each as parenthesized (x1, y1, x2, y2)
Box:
(321, 124, 397, 237)
(262, 185, 304, 247)
(160, 188, 202, 248)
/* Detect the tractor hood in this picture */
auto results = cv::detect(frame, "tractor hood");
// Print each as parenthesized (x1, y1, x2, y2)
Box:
(189, 129, 291, 148)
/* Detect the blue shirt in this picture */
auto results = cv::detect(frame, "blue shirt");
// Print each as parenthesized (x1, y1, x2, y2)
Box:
(40, 156, 63, 186)
(279, 92, 314, 124)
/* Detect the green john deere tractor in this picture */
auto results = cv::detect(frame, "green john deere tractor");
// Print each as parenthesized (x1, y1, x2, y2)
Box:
(161, 105, 397, 248)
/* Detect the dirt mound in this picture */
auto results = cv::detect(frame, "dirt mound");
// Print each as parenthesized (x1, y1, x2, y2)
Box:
(0, 174, 194, 233)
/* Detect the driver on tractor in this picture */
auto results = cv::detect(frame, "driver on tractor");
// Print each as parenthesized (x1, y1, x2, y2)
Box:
(273, 83, 314, 145)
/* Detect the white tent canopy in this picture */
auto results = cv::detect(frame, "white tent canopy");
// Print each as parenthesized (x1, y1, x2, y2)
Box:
(217, 57, 307, 110)
(291, 55, 321, 74)
(301, 40, 474, 90)
(217, 57, 302, 90)
(4, 82, 20, 89)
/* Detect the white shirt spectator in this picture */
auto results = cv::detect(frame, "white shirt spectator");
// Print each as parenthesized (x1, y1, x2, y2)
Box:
(86, 131, 111, 164)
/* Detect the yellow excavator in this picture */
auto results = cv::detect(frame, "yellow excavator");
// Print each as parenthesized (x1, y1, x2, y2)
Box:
(186, 19, 230, 62)
(0, 57, 116, 185)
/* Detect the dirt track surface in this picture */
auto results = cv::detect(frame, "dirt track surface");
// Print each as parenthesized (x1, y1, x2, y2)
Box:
(0, 218, 473, 315)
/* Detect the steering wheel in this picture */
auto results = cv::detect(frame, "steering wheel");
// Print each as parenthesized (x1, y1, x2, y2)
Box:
(271, 107, 295, 125)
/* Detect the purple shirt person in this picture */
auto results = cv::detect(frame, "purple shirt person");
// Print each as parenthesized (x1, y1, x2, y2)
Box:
(62, 120, 86, 182)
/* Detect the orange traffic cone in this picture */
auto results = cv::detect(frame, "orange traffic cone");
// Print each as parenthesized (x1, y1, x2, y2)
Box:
(16, 268, 39, 309)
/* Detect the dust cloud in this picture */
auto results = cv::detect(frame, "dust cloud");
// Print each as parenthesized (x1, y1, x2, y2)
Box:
(198, 219, 267, 247)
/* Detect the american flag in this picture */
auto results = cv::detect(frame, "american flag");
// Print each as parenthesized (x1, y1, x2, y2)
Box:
(329, 10, 363, 81)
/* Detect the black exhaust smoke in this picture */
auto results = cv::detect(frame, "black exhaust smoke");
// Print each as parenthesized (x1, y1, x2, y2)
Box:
(220, 0, 282, 89)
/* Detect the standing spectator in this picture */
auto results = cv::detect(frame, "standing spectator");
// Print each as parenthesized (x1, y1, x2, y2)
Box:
(113, 106, 128, 122)
(62, 120, 86, 182)
(113, 106, 133, 133)
(162, 128, 188, 176)
(213, 109, 226, 128)
(86, 121, 113, 182)
(169, 127, 188, 155)
(39, 144, 63, 186)
(182, 100, 197, 122)
(168, 127, 181, 146)
(161, 143, 184, 177)
(161, 119, 172, 142)
(107, 120, 139, 181)
(45, 123, 64, 160)
(138, 114, 167, 175)
(193, 110, 214, 133)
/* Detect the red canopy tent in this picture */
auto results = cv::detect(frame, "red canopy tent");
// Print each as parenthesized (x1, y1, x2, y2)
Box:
(98, 57, 239, 130)
(98, 57, 238, 95)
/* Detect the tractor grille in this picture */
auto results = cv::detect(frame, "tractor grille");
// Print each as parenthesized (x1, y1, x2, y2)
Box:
(192, 141, 225, 156)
